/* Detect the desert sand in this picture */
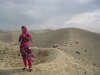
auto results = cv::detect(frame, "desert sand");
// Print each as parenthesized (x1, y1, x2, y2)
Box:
(0, 28, 100, 75)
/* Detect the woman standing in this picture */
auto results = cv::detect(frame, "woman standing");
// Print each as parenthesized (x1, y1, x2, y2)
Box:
(19, 26, 34, 72)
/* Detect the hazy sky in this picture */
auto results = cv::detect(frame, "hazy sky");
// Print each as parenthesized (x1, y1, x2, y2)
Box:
(0, 0, 100, 32)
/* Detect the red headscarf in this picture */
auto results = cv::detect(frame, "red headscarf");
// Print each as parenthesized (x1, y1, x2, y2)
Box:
(23, 26, 33, 43)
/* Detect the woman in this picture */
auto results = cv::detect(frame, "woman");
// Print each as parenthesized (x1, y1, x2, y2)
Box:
(19, 26, 34, 72)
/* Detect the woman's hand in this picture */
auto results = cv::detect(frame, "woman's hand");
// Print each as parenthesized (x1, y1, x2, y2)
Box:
(24, 40, 26, 41)
(22, 34, 26, 37)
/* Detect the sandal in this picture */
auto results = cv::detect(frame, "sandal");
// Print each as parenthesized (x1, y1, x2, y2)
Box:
(22, 67, 27, 71)
(29, 68, 33, 72)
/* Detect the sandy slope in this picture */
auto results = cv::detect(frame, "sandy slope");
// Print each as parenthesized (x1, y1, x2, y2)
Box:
(0, 28, 100, 75)
(0, 29, 52, 43)
(0, 29, 7, 33)
(10, 28, 70, 48)
(31, 29, 53, 33)
(0, 41, 6, 47)
(8, 28, 100, 48)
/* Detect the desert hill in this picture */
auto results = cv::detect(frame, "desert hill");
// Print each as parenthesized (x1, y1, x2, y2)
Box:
(8, 28, 100, 48)
(0, 29, 7, 33)
(0, 28, 100, 75)
(0, 29, 52, 43)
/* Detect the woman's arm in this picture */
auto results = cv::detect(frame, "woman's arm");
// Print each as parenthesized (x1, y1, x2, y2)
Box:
(20, 34, 31, 42)
(23, 35, 30, 42)
(19, 36, 21, 42)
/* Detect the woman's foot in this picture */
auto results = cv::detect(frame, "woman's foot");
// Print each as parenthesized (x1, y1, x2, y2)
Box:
(22, 67, 27, 71)
(29, 68, 33, 72)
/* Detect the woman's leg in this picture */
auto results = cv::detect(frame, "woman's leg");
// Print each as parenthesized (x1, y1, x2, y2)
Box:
(20, 47, 27, 68)
(27, 57, 32, 68)
(23, 57, 27, 68)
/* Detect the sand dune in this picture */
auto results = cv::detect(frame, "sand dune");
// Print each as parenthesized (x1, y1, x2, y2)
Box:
(0, 29, 52, 42)
(0, 28, 100, 75)
(67, 28, 100, 42)
(0, 29, 7, 33)
(10, 28, 70, 47)
(9, 28, 100, 47)
(31, 29, 53, 33)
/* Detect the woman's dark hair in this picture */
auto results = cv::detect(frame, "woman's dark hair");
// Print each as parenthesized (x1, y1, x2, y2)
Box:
(21, 26, 24, 28)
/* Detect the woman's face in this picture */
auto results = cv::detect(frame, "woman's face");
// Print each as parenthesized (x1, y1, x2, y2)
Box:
(21, 28, 24, 33)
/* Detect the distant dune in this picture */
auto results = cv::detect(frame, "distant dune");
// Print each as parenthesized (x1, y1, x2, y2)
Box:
(0, 28, 100, 47)
(67, 28, 100, 42)
(6, 28, 100, 47)
(32, 29, 53, 33)
(10, 28, 70, 47)
(0, 29, 7, 33)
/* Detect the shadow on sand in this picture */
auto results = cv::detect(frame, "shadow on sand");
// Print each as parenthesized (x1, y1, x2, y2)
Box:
(0, 67, 30, 75)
